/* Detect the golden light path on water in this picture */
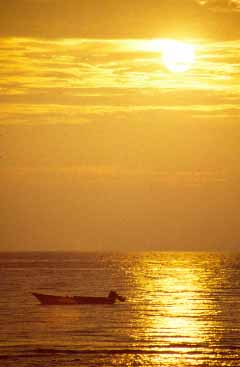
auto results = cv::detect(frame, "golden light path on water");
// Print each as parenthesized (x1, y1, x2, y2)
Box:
(124, 252, 238, 367)
(3, 252, 240, 366)
(127, 255, 199, 365)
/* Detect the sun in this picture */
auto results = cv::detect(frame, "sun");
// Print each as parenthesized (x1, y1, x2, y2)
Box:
(161, 40, 195, 73)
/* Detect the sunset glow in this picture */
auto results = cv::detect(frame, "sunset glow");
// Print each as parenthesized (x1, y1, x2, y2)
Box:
(0, 0, 240, 251)
(161, 40, 195, 72)
(1, 2, 240, 367)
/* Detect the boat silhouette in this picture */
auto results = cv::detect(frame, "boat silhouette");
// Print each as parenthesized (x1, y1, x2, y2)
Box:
(32, 290, 126, 305)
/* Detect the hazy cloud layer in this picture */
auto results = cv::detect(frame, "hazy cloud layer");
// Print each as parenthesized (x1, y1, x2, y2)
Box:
(1, 0, 240, 39)
(0, 38, 239, 125)
(1, 2, 240, 250)
(196, 0, 240, 11)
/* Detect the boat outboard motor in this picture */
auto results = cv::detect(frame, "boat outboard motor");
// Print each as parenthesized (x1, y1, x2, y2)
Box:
(117, 295, 126, 302)
(108, 290, 126, 302)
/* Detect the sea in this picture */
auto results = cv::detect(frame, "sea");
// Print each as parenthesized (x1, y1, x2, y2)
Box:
(0, 251, 240, 367)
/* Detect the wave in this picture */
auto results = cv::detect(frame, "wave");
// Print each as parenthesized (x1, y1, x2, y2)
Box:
(1, 344, 240, 360)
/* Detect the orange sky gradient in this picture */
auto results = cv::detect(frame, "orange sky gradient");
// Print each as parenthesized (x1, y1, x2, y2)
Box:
(0, 0, 240, 251)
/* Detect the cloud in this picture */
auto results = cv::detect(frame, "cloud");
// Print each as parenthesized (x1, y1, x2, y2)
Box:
(196, 0, 240, 11)
(0, 165, 227, 188)
(0, 37, 240, 125)
(1, 0, 240, 40)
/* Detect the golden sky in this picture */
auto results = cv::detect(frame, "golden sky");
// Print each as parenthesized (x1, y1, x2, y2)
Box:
(0, 0, 240, 250)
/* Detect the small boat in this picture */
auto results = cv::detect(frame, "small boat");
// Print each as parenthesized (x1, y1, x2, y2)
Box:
(32, 290, 126, 305)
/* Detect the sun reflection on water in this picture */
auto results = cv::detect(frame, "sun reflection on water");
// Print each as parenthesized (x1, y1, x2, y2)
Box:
(25, 252, 240, 367)
(126, 252, 234, 366)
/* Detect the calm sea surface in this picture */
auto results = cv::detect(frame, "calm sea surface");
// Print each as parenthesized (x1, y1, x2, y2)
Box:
(0, 252, 240, 367)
